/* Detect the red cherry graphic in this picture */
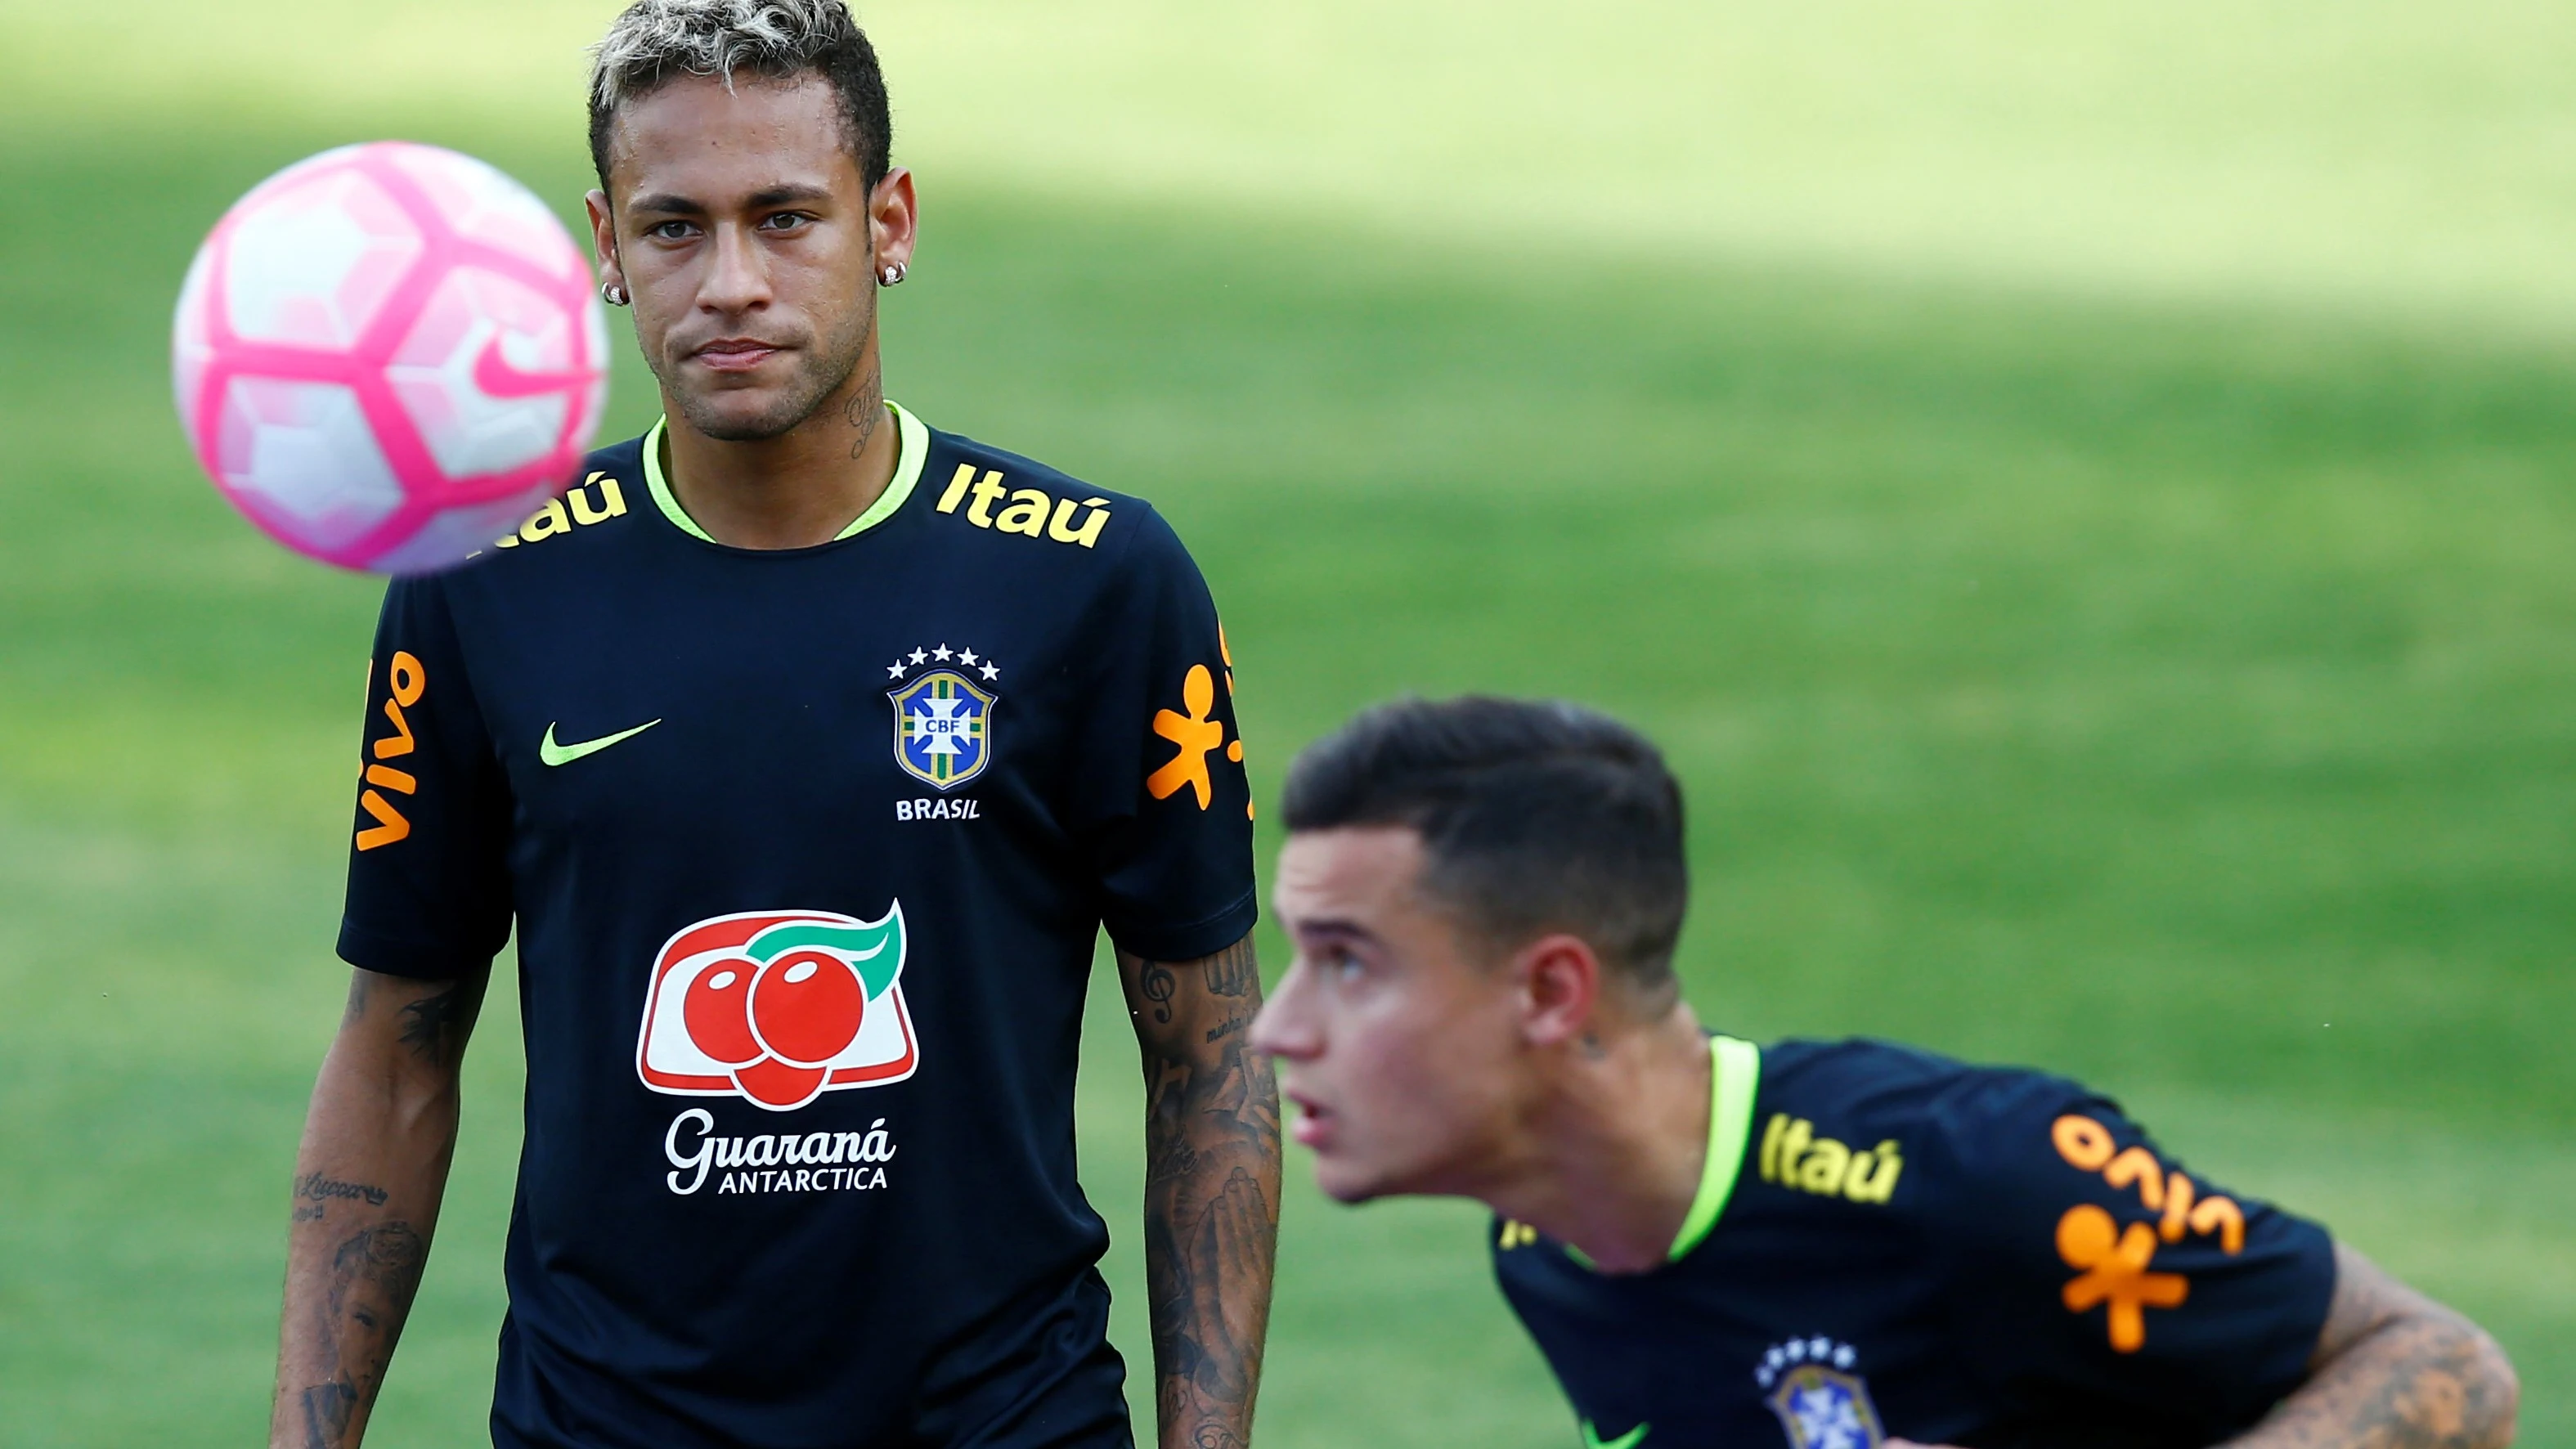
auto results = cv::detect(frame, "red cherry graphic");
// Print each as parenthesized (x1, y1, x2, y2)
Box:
(732, 1056, 831, 1110)
(747, 950, 866, 1067)
(680, 958, 761, 1066)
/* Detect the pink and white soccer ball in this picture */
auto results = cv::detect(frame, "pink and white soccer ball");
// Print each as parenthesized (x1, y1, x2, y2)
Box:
(173, 141, 608, 574)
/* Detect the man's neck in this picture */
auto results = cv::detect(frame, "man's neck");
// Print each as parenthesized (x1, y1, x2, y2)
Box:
(661, 364, 896, 550)
(1485, 1005, 1715, 1275)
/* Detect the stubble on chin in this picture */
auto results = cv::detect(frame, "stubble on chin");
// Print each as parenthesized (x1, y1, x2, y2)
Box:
(670, 355, 848, 442)
(657, 295, 877, 445)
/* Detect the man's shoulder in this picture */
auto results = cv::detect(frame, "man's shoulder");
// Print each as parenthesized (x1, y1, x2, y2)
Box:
(918, 424, 1188, 571)
(423, 433, 657, 592)
(1760, 1036, 2098, 1126)
(1749, 1037, 2102, 1212)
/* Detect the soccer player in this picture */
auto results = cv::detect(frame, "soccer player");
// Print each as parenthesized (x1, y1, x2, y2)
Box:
(1250, 698, 2519, 1449)
(269, 4, 1278, 1447)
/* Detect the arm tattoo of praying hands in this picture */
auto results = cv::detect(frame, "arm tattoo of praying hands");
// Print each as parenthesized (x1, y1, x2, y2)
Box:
(1124, 935, 1281, 1449)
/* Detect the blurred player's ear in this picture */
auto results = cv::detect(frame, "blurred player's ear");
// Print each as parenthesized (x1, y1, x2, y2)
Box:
(1514, 933, 1603, 1050)
(586, 190, 627, 305)
(866, 168, 918, 279)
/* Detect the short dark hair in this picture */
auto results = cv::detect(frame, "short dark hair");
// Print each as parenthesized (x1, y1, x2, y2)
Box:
(588, 0, 892, 191)
(1281, 697, 1689, 995)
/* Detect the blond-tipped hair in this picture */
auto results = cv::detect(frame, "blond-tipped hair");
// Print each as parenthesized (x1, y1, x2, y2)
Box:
(587, 0, 890, 186)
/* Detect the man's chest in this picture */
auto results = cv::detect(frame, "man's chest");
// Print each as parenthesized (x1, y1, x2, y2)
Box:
(1505, 1236, 1977, 1449)
(449, 563, 1092, 844)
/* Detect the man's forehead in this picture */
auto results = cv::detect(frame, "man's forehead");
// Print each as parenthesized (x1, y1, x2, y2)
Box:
(1276, 827, 1429, 919)
(607, 73, 858, 197)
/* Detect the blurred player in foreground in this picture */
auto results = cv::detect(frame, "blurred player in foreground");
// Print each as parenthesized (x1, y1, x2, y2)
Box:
(1251, 697, 2516, 1449)
(270, 2, 1276, 1447)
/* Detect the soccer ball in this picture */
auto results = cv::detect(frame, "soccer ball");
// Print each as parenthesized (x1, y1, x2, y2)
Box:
(173, 141, 609, 574)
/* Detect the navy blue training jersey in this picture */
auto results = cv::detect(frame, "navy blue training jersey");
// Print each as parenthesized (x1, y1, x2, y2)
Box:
(1494, 1038, 2336, 1449)
(337, 404, 1257, 1449)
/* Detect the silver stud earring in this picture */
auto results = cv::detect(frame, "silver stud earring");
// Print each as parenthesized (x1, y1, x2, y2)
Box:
(601, 283, 629, 307)
(879, 262, 907, 287)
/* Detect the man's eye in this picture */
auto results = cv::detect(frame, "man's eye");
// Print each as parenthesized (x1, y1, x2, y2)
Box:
(1327, 949, 1362, 982)
(648, 221, 694, 241)
(761, 212, 810, 231)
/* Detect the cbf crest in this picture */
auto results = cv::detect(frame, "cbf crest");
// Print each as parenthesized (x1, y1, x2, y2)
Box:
(886, 644, 1001, 790)
(1757, 1338, 1883, 1449)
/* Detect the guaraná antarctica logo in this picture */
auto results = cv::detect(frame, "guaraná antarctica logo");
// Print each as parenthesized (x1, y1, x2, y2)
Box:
(635, 906, 918, 1110)
(886, 644, 999, 790)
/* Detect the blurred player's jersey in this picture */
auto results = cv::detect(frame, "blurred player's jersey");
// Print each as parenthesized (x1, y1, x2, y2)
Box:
(338, 404, 1257, 1449)
(1492, 1037, 2336, 1449)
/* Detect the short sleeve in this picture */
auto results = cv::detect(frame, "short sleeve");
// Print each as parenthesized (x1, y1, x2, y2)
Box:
(335, 576, 514, 979)
(1931, 1072, 2336, 1437)
(1064, 508, 1258, 962)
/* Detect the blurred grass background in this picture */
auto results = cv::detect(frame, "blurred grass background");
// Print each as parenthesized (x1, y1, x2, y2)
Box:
(2, 2, 2571, 1444)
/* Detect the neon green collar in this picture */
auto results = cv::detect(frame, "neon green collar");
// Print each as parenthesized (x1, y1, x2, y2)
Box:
(1668, 1034, 1761, 1261)
(1557, 1034, 1761, 1272)
(642, 400, 928, 545)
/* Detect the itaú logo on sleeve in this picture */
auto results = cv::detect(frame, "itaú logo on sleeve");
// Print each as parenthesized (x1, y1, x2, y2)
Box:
(635, 906, 919, 1110)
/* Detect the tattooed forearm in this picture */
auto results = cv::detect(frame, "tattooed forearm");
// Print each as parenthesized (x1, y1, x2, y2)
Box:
(275, 969, 476, 1449)
(394, 984, 471, 1066)
(1141, 961, 1178, 1024)
(1201, 944, 1259, 998)
(2224, 1245, 2518, 1449)
(291, 1173, 390, 1222)
(1125, 936, 1281, 1449)
(295, 1222, 427, 1449)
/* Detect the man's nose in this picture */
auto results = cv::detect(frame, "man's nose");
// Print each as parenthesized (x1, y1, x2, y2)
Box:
(698, 222, 772, 312)
(1247, 964, 1317, 1061)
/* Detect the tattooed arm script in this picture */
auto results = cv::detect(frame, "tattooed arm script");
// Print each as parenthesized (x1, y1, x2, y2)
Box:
(1120, 935, 1282, 1449)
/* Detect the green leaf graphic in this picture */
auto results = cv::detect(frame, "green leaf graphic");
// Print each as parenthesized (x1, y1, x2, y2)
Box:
(745, 906, 906, 998)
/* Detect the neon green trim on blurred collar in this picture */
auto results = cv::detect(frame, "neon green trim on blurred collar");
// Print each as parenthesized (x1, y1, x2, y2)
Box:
(644, 400, 926, 545)
(1668, 1034, 1761, 1262)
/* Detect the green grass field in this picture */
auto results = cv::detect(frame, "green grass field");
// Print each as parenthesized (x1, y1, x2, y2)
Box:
(2, 2, 2571, 1445)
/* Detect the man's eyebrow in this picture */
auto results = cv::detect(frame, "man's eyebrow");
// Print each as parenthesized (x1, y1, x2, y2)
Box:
(625, 183, 836, 218)
(624, 191, 702, 217)
(1290, 918, 1375, 945)
(747, 183, 837, 209)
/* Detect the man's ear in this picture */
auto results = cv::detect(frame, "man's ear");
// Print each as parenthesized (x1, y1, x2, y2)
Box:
(586, 189, 626, 298)
(1514, 933, 1603, 1048)
(868, 167, 918, 274)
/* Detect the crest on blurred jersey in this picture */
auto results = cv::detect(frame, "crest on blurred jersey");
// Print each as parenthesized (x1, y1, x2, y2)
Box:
(1766, 1366, 1883, 1449)
(1757, 1337, 1883, 1449)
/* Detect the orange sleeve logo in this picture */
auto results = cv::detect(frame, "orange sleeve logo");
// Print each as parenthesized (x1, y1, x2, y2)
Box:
(2055, 1205, 2188, 1353)
(1146, 629, 1251, 819)
(356, 650, 425, 851)
(2047, 1112, 2247, 1353)
(1147, 666, 1227, 810)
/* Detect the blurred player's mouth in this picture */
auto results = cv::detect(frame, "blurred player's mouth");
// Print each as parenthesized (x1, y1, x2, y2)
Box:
(689, 339, 786, 374)
(1286, 1090, 1334, 1149)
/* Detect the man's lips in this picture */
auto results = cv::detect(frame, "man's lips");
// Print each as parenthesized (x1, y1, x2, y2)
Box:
(1286, 1090, 1334, 1149)
(689, 339, 785, 373)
